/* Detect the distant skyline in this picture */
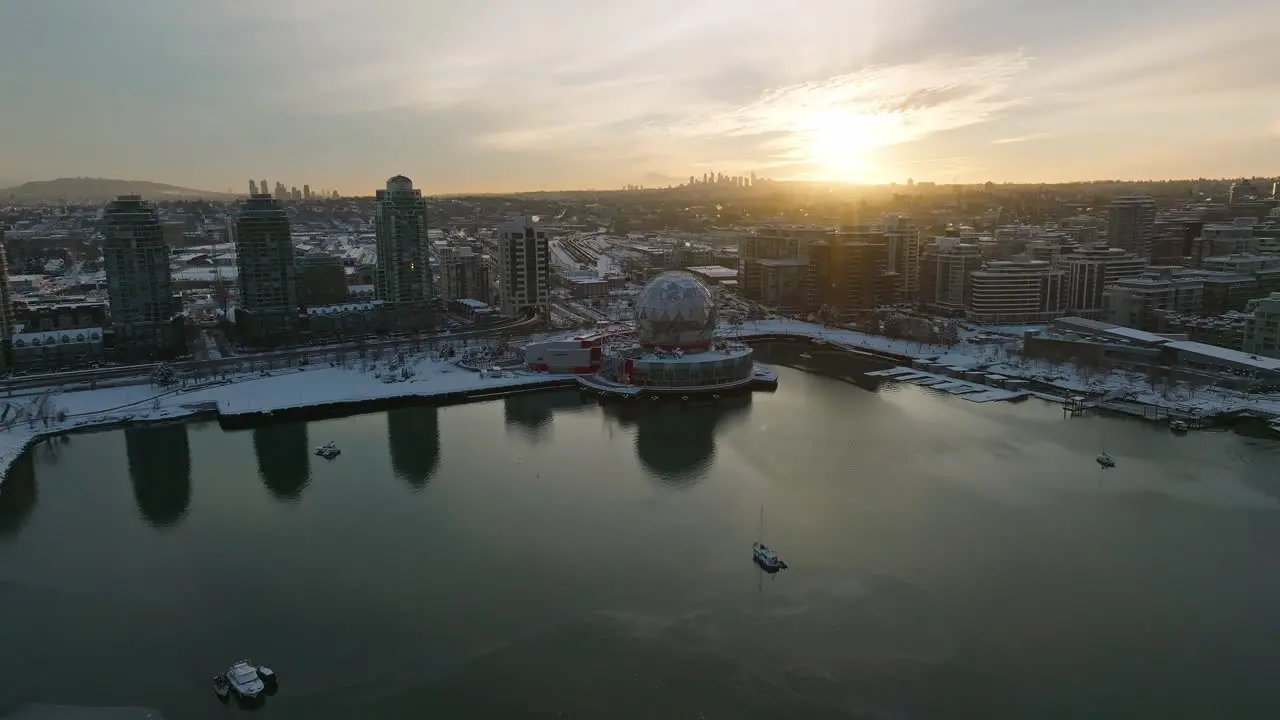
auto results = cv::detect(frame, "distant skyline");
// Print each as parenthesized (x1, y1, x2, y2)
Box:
(2, 1, 1278, 194)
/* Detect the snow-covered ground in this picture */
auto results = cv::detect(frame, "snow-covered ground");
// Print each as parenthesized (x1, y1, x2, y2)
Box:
(0, 353, 572, 483)
(726, 317, 1280, 418)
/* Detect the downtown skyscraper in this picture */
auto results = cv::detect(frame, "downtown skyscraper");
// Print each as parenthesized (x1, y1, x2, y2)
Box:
(233, 194, 298, 345)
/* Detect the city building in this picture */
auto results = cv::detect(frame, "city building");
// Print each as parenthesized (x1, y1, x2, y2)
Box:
(1243, 292, 1280, 359)
(248, 179, 258, 196)
(374, 175, 435, 331)
(809, 230, 896, 318)
(496, 215, 549, 317)
(233, 194, 298, 345)
(0, 229, 11, 371)
(1059, 244, 1148, 317)
(591, 272, 756, 391)
(738, 226, 823, 313)
(1107, 196, 1157, 259)
(439, 245, 492, 303)
(9, 299, 108, 371)
(967, 260, 1066, 324)
(919, 237, 982, 316)
(101, 195, 180, 359)
(296, 255, 348, 308)
(880, 215, 921, 304)
(1101, 267, 1204, 331)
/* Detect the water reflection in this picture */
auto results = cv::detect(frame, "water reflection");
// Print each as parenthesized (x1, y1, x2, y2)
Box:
(0, 450, 37, 539)
(751, 341, 885, 390)
(386, 406, 440, 490)
(503, 390, 593, 441)
(604, 394, 753, 485)
(125, 424, 191, 529)
(253, 423, 310, 500)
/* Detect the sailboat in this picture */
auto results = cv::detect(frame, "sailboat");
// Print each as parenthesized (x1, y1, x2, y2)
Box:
(752, 504, 788, 572)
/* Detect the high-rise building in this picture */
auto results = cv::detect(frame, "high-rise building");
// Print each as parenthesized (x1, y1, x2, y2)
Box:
(496, 215, 549, 317)
(233, 194, 298, 345)
(274, 182, 287, 201)
(302, 184, 311, 200)
(919, 237, 982, 316)
(0, 228, 12, 371)
(1059, 244, 1148, 317)
(738, 226, 823, 313)
(290, 186, 301, 201)
(881, 214, 921, 304)
(808, 230, 895, 318)
(1106, 196, 1157, 259)
(967, 260, 1067, 324)
(440, 245, 491, 303)
(248, 179, 258, 196)
(260, 179, 268, 197)
(374, 175, 434, 306)
(102, 195, 179, 358)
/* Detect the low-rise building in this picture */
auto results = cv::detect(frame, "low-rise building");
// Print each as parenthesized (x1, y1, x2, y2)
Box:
(1102, 267, 1204, 331)
(967, 259, 1066, 324)
(1243, 292, 1280, 358)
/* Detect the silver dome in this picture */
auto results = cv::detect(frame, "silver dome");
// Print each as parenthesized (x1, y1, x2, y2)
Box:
(634, 271, 717, 348)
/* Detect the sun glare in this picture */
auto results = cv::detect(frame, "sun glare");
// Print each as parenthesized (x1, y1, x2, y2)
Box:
(799, 109, 903, 184)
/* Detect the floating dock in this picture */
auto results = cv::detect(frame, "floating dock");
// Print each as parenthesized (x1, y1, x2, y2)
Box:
(864, 367, 1029, 403)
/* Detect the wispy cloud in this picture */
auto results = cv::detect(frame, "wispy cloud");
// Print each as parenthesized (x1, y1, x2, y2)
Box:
(991, 132, 1053, 144)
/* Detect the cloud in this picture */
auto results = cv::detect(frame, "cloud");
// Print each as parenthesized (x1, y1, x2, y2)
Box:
(991, 132, 1053, 144)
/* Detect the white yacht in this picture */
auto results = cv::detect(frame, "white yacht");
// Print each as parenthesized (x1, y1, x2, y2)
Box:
(1096, 452, 1116, 469)
(213, 660, 276, 703)
(315, 441, 341, 459)
(752, 505, 788, 572)
(1169, 420, 1189, 433)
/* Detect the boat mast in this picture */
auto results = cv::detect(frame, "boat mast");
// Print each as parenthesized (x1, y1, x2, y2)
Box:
(758, 504, 764, 544)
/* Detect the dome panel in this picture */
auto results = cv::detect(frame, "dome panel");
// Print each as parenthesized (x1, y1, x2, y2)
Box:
(634, 271, 717, 348)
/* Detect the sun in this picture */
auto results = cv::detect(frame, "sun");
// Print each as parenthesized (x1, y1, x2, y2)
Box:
(797, 109, 903, 184)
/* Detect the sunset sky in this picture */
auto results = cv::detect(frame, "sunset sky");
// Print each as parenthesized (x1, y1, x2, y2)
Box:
(2, 0, 1278, 193)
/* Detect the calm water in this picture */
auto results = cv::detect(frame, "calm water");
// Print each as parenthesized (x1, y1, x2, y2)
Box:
(2, 345, 1280, 719)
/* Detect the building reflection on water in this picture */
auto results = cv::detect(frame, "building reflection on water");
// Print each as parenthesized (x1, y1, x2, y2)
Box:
(502, 390, 594, 441)
(386, 406, 440, 490)
(125, 424, 191, 529)
(253, 422, 310, 500)
(0, 450, 37, 540)
(603, 393, 753, 485)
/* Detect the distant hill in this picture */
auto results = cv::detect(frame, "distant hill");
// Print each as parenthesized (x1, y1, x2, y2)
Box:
(0, 177, 239, 202)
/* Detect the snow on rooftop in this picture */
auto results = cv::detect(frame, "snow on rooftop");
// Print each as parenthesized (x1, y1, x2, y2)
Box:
(306, 300, 385, 315)
(1163, 340, 1280, 371)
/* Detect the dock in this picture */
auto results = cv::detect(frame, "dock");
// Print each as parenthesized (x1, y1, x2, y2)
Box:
(864, 367, 1029, 403)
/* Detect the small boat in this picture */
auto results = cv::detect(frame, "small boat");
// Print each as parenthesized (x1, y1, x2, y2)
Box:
(798, 352, 812, 360)
(315, 441, 341, 459)
(214, 659, 277, 704)
(752, 505, 788, 573)
(1169, 420, 1189, 433)
(1096, 452, 1116, 469)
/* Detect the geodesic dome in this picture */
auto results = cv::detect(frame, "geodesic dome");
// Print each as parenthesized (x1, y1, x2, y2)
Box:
(634, 271, 717, 348)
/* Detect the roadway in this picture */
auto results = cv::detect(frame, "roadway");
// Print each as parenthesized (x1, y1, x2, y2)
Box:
(1, 314, 541, 394)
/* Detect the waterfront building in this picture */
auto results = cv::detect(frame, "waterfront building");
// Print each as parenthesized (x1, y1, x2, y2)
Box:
(1243, 292, 1280, 359)
(919, 237, 983, 317)
(0, 228, 11, 371)
(8, 298, 108, 371)
(1107, 196, 1157, 259)
(496, 215, 549, 317)
(881, 214, 921, 304)
(1059, 244, 1148, 318)
(808, 229, 897, 318)
(233, 194, 298, 346)
(102, 195, 180, 359)
(738, 225, 823, 313)
(589, 271, 756, 391)
(374, 175, 435, 332)
(1101, 267, 1204, 331)
(967, 260, 1066, 324)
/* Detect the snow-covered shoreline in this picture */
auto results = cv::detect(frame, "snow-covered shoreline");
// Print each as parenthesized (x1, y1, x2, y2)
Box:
(0, 354, 576, 483)
(730, 318, 1280, 420)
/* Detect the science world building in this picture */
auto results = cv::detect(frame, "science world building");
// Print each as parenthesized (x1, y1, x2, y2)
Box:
(596, 271, 759, 392)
